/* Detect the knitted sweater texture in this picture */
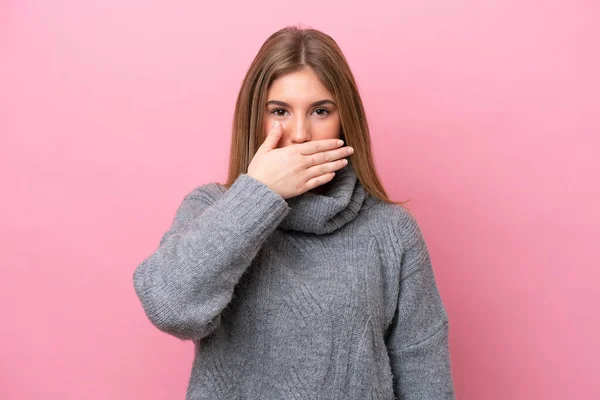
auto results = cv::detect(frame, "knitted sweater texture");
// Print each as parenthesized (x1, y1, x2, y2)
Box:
(133, 160, 456, 399)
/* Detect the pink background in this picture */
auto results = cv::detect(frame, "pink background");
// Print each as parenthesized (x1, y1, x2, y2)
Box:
(2, 1, 599, 399)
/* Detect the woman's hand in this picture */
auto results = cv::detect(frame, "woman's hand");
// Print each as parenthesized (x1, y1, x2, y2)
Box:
(247, 121, 354, 200)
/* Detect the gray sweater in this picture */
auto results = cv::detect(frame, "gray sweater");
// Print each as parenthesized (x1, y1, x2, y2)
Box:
(133, 159, 456, 399)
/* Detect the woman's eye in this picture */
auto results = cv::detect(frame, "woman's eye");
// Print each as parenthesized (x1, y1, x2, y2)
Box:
(270, 108, 330, 117)
(271, 108, 288, 117)
(313, 108, 330, 117)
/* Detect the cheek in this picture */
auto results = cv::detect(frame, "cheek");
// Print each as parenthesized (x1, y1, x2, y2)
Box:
(263, 112, 281, 137)
(317, 118, 341, 139)
(262, 117, 272, 137)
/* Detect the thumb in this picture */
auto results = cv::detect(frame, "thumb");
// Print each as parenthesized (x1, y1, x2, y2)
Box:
(260, 121, 282, 151)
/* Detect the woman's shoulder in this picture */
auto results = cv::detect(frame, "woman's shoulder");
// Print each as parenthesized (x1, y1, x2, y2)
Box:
(363, 195, 425, 251)
(364, 194, 419, 227)
(182, 181, 227, 204)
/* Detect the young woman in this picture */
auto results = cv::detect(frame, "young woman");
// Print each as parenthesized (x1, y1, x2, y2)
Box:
(133, 26, 456, 399)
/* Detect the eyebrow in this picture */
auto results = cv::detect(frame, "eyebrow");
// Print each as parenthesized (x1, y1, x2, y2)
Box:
(266, 99, 337, 108)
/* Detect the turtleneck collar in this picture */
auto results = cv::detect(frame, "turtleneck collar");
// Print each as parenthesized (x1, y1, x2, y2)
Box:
(277, 158, 367, 235)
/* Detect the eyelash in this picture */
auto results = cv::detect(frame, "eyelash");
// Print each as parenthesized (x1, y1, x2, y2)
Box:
(271, 108, 330, 117)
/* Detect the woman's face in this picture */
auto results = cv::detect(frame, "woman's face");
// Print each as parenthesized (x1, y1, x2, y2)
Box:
(263, 68, 341, 149)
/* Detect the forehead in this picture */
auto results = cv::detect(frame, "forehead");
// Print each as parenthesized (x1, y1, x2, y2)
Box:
(267, 69, 333, 102)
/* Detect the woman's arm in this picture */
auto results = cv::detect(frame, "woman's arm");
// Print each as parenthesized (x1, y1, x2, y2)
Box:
(385, 212, 457, 399)
(132, 174, 290, 341)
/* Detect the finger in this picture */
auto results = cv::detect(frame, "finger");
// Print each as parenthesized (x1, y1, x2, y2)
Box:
(306, 146, 353, 166)
(297, 138, 344, 155)
(260, 121, 283, 151)
(305, 159, 348, 180)
(305, 172, 336, 190)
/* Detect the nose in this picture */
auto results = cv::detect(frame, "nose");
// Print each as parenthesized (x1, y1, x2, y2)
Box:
(288, 116, 311, 144)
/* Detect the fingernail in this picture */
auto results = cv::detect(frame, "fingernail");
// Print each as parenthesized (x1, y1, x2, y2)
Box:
(337, 139, 344, 146)
(272, 121, 278, 128)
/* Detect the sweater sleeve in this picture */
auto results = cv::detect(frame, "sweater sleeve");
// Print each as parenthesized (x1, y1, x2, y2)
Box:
(385, 211, 457, 399)
(132, 173, 290, 342)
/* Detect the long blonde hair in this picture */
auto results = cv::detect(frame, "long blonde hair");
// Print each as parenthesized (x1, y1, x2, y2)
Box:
(223, 25, 409, 206)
